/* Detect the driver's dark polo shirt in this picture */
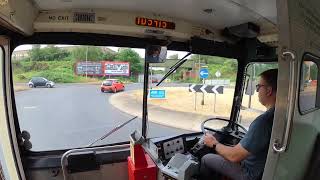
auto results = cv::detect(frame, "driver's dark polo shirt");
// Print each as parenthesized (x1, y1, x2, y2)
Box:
(240, 107, 275, 180)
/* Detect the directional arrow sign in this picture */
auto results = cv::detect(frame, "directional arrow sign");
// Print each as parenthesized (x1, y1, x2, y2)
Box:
(189, 84, 196, 92)
(199, 68, 209, 79)
(200, 84, 207, 93)
(189, 84, 223, 94)
(189, 84, 202, 92)
(212, 86, 224, 94)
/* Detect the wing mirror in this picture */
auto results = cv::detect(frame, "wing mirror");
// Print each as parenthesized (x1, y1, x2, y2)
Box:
(245, 77, 256, 96)
(145, 45, 167, 63)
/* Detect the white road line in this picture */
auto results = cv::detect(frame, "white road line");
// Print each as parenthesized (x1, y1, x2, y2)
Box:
(24, 106, 37, 109)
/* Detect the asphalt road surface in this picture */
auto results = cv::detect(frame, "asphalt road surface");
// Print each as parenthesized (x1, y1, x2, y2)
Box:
(15, 83, 192, 151)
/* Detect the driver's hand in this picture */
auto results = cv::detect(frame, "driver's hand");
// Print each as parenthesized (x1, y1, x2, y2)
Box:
(204, 133, 218, 148)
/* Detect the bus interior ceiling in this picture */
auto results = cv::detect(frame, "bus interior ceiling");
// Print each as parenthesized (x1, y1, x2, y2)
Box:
(0, 0, 278, 62)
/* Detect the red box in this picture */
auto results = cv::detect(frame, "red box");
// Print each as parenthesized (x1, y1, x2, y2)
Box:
(128, 154, 157, 180)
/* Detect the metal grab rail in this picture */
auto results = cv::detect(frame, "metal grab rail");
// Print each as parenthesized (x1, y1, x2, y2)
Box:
(272, 51, 296, 153)
(61, 144, 130, 180)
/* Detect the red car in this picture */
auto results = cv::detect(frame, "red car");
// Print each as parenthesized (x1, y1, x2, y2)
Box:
(101, 79, 125, 93)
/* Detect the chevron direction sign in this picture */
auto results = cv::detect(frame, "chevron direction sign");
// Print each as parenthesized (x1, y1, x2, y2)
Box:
(189, 84, 224, 94)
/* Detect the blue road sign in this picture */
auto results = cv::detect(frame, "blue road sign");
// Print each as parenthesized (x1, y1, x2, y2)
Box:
(199, 68, 209, 79)
(149, 89, 166, 99)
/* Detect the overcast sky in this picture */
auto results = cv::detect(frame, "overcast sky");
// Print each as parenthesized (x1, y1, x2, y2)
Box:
(14, 45, 190, 59)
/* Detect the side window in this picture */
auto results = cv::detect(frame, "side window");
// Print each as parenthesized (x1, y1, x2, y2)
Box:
(299, 54, 319, 113)
(239, 63, 278, 128)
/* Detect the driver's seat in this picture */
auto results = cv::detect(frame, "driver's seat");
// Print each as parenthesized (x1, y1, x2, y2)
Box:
(221, 177, 232, 180)
(221, 174, 263, 180)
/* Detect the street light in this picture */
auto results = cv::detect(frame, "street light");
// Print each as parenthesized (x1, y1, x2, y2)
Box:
(85, 46, 88, 79)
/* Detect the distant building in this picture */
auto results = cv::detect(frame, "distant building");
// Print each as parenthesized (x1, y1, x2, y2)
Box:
(101, 47, 116, 55)
(12, 50, 29, 61)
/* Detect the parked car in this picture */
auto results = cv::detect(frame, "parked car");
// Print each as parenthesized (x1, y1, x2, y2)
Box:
(101, 79, 125, 93)
(28, 77, 55, 88)
(151, 77, 159, 83)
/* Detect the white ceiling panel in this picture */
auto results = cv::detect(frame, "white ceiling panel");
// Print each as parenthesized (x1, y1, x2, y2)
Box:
(32, 0, 277, 31)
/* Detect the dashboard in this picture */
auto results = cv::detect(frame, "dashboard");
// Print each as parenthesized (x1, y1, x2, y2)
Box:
(160, 136, 186, 160)
(143, 129, 246, 180)
(150, 133, 200, 163)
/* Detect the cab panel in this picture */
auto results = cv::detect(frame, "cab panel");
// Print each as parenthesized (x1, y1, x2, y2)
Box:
(264, 0, 320, 179)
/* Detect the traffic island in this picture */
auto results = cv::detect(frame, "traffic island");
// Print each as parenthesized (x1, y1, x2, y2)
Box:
(109, 87, 266, 130)
(109, 89, 217, 131)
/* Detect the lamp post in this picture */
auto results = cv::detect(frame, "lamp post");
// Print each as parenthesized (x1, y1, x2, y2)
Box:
(85, 46, 88, 79)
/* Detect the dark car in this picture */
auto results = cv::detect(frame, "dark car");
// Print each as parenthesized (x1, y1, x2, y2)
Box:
(28, 77, 55, 88)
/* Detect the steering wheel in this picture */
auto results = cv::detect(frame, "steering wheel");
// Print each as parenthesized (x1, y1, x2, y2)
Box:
(191, 117, 247, 154)
(201, 117, 248, 134)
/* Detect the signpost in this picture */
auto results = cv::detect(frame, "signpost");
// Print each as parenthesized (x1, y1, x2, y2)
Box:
(189, 84, 224, 94)
(199, 67, 209, 105)
(149, 89, 166, 99)
(199, 68, 209, 79)
(215, 70, 221, 78)
(189, 84, 224, 112)
(85, 46, 88, 79)
(214, 70, 221, 112)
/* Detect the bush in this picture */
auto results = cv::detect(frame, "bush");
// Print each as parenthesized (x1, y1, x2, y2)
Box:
(16, 74, 27, 80)
(33, 62, 49, 71)
(13, 61, 77, 83)
(13, 60, 133, 83)
(37, 69, 76, 83)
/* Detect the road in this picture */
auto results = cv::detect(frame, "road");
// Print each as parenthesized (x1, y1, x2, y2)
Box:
(15, 83, 192, 151)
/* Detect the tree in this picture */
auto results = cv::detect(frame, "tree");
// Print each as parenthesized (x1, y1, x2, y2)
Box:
(41, 46, 70, 61)
(29, 45, 70, 61)
(115, 48, 143, 74)
(103, 52, 116, 61)
(71, 46, 104, 61)
(29, 45, 42, 61)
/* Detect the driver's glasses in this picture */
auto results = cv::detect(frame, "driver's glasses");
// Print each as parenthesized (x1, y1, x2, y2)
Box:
(256, 84, 266, 92)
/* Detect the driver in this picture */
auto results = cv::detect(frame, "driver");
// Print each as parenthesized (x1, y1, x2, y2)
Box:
(200, 69, 278, 180)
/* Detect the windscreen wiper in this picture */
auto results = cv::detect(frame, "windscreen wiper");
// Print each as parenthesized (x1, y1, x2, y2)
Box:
(156, 52, 192, 86)
(87, 116, 138, 147)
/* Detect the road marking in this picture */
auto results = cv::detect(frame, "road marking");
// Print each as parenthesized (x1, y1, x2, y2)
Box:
(24, 106, 37, 109)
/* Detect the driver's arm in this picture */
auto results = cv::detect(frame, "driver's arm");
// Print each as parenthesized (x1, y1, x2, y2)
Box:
(204, 134, 250, 163)
(215, 143, 249, 163)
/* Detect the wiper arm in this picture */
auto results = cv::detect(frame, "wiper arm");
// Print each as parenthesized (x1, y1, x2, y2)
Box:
(87, 116, 138, 147)
(156, 52, 192, 86)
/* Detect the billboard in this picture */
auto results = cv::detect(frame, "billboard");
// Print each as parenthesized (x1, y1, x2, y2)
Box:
(75, 61, 130, 76)
(104, 62, 130, 76)
(76, 62, 103, 76)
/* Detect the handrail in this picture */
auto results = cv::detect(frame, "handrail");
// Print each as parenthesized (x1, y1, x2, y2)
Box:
(61, 144, 130, 180)
(272, 51, 296, 153)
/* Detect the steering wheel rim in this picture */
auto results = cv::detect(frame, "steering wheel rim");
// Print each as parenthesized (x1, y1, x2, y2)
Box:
(190, 117, 248, 155)
(201, 117, 248, 134)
